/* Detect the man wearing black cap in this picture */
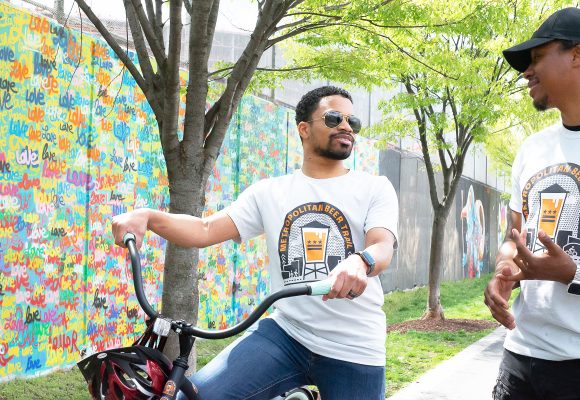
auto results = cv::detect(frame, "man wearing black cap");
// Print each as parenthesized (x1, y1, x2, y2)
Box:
(484, 7, 580, 399)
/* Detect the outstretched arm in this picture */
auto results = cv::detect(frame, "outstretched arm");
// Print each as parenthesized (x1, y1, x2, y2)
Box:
(111, 208, 240, 249)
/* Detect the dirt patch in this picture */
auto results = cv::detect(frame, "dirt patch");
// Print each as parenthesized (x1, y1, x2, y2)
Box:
(388, 318, 499, 333)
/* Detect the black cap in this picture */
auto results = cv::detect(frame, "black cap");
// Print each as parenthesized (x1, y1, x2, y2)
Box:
(503, 7, 580, 72)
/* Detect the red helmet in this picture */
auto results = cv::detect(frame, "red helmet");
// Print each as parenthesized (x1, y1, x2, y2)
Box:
(78, 345, 172, 400)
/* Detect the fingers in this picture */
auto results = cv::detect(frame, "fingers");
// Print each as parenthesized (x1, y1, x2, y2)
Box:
(537, 230, 560, 254)
(512, 228, 533, 260)
(487, 299, 516, 330)
(322, 261, 367, 301)
(322, 274, 342, 301)
(484, 270, 516, 330)
(111, 210, 147, 249)
(497, 271, 524, 282)
(111, 216, 126, 248)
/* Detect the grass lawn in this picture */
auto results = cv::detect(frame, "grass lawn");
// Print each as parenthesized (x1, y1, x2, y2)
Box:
(0, 274, 497, 400)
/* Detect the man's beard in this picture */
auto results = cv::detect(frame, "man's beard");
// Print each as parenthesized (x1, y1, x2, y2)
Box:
(314, 141, 353, 160)
(315, 146, 352, 160)
(313, 134, 354, 160)
(533, 95, 549, 111)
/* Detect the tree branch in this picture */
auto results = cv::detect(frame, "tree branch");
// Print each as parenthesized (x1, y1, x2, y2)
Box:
(124, 0, 156, 82)
(73, 0, 163, 117)
(183, 0, 219, 148)
(403, 78, 441, 209)
(267, 21, 342, 47)
(155, 0, 163, 34)
(359, 5, 482, 30)
(143, 0, 163, 50)
(158, 0, 183, 154)
(204, 0, 290, 166)
(130, 0, 167, 71)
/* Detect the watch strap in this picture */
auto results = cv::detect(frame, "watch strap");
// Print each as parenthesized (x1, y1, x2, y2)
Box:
(355, 250, 375, 276)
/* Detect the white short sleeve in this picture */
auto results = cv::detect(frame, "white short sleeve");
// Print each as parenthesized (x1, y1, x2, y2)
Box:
(224, 181, 266, 242)
(365, 176, 399, 247)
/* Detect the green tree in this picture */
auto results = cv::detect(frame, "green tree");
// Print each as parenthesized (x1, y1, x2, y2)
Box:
(72, 0, 353, 367)
(283, 0, 563, 319)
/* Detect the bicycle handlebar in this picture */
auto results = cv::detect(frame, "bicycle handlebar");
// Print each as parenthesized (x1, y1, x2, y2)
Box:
(122, 233, 332, 339)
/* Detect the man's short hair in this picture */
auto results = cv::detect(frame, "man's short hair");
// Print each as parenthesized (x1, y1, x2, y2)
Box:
(295, 86, 352, 125)
(559, 39, 580, 51)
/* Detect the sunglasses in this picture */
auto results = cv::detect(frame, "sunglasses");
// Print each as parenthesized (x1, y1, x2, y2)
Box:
(307, 110, 362, 134)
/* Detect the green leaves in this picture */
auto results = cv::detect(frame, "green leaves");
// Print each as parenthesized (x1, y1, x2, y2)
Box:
(284, 0, 565, 172)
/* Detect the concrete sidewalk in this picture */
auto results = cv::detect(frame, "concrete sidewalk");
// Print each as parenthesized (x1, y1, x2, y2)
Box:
(387, 326, 506, 400)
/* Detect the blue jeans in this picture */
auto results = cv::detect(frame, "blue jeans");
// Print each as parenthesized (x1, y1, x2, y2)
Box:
(177, 318, 385, 400)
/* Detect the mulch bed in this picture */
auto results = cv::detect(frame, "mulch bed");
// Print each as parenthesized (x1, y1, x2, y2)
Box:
(388, 318, 499, 333)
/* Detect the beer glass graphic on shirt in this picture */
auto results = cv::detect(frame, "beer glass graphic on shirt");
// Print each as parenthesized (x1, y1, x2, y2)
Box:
(301, 221, 330, 279)
(536, 184, 568, 252)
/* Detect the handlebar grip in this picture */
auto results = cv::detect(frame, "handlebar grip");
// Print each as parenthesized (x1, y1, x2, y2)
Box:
(123, 232, 136, 246)
(308, 280, 332, 296)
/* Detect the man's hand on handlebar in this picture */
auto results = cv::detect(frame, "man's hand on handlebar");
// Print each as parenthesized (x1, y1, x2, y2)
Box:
(112, 209, 150, 249)
(323, 255, 368, 301)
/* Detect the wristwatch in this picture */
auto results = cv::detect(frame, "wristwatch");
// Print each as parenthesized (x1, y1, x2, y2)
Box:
(355, 250, 375, 276)
(567, 264, 580, 295)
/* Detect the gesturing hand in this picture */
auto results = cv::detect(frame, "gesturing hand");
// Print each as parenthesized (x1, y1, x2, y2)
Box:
(484, 265, 517, 329)
(498, 228, 576, 284)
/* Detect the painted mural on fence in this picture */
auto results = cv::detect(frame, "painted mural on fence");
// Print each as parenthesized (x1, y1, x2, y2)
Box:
(0, 3, 381, 381)
(0, 2, 169, 381)
(498, 200, 509, 245)
(460, 185, 486, 278)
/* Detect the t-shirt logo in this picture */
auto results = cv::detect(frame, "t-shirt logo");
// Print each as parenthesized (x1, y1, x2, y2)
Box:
(278, 202, 355, 284)
(522, 163, 580, 259)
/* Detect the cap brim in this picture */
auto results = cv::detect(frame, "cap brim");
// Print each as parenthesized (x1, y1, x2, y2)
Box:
(502, 37, 554, 72)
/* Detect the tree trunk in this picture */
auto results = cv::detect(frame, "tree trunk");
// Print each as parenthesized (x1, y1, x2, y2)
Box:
(162, 243, 199, 370)
(160, 171, 204, 374)
(422, 208, 449, 320)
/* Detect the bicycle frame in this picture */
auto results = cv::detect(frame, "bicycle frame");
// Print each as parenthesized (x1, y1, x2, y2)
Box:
(123, 233, 330, 400)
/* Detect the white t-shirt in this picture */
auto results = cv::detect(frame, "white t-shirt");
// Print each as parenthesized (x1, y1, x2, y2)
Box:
(225, 169, 399, 366)
(506, 123, 580, 361)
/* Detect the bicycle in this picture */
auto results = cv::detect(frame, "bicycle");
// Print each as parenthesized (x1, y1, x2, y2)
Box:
(78, 233, 330, 400)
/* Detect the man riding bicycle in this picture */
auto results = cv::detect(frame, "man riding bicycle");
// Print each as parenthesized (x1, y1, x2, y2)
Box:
(112, 86, 399, 400)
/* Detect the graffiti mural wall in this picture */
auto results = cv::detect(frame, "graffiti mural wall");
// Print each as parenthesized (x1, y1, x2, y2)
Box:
(0, 2, 168, 381)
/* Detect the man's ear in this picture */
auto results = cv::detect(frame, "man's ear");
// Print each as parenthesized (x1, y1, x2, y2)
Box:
(297, 121, 310, 141)
(572, 44, 580, 67)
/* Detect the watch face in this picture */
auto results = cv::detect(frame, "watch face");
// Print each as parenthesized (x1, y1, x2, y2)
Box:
(568, 282, 580, 295)
(360, 250, 375, 266)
